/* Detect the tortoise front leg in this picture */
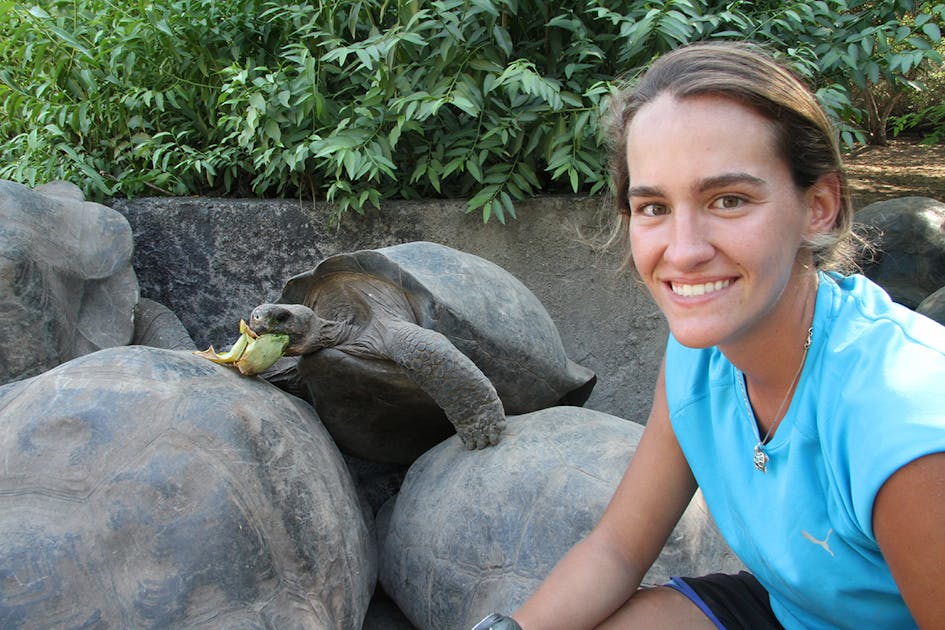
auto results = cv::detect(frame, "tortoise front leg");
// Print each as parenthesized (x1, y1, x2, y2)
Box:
(382, 320, 505, 449)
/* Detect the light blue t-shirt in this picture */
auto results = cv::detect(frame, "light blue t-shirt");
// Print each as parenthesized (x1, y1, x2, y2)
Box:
(665, 272, 945, 629)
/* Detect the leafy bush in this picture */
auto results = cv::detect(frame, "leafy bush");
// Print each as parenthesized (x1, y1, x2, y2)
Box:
(891, 102, 945, 143)
(1, 0, 942, 221)
(890, 30, 945, 143)
(797, 1, 945, 145)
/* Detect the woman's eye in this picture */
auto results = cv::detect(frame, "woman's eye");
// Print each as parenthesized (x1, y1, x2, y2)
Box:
(711, 195, 744, 210)
(634, 203, 670, 217)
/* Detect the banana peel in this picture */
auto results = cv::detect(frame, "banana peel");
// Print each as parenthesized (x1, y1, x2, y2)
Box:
(194, 320, 289, 376)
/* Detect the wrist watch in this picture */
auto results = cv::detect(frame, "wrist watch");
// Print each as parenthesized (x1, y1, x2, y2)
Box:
(471, 613, 524, 630)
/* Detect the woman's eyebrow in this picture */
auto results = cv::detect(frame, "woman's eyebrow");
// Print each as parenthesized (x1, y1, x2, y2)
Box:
(627, 184, 665, 198)
(695, 172, 766, 192)
(628, 173, 766, 199)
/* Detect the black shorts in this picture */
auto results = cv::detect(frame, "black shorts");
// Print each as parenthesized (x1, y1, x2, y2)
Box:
(665, 572, 784, 630)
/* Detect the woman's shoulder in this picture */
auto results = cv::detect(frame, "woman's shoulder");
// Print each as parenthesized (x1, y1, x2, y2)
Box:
(819, 273, 945, 379)
(812, 272, 945, 443)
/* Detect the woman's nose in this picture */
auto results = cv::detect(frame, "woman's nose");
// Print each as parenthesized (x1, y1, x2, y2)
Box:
(664, 212, 714, 269)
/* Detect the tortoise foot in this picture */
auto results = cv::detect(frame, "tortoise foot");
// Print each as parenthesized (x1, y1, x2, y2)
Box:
(455, 401, 507, 449)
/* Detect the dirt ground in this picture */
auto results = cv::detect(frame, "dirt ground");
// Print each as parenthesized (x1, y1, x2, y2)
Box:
(844, 138, 945, 210)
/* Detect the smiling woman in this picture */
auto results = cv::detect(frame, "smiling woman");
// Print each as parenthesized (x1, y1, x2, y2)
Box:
(471, 41, 945, 630)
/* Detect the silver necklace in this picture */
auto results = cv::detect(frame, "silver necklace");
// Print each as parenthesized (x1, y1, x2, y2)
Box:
(751, 325, 813, 474)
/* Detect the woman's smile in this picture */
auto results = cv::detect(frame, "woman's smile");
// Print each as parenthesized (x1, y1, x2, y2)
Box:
(669, 279, 732, 298)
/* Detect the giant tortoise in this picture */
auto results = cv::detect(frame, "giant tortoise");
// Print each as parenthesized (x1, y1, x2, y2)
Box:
(378, 406, 743, 630)
(0, 345, 375, 629)
(0, 179, 138, 385)
(250, 241, 596, 464)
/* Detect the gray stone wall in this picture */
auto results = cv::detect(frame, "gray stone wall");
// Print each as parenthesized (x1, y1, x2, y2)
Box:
(112, 195, 668, 425)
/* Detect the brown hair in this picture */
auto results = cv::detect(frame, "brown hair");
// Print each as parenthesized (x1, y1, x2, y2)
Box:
(606, 41, 860, 271)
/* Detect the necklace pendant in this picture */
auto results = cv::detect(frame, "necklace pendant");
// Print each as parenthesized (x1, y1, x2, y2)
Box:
(753, 443, 769, 474)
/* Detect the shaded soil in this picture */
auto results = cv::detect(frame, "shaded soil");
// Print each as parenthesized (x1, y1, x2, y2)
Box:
(845, 138, 945, 210)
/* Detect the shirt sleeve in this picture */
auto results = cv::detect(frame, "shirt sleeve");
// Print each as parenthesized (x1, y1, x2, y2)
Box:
(819, 320, 945, 541)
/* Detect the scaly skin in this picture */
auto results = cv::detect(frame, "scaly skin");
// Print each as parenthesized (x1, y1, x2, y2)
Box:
(381, 319, 506, 449)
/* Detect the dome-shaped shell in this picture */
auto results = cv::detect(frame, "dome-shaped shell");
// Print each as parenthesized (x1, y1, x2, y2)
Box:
(379, 407, 743, 630)
(0, 179, 138, 386)
(917, 285, 945, 326)
(282, 241, 596, 412)
(856, 196, 945, 308)
(0, 346, 374, 629)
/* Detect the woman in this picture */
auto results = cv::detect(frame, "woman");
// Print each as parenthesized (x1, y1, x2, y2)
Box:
(473, 42, 945, 629)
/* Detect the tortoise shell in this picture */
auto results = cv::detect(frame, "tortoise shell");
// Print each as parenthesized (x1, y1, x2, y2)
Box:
(0, 346, 374, 628)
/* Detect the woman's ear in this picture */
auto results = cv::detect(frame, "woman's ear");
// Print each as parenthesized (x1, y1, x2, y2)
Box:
(805, 172, 842, 237)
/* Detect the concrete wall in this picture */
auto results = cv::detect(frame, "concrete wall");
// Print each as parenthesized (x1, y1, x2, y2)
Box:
(112, 195, 669, 425)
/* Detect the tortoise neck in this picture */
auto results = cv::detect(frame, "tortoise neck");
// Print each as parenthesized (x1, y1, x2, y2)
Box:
(313, 315, 352, 349)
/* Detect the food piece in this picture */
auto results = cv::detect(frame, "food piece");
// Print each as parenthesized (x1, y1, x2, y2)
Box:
(235, 333, 290, 376)
(194, 320, 287, 375)
(194, 331, 250, 364)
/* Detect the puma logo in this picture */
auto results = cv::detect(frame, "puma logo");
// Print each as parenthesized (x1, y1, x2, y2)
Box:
(802, 528, 835, 557)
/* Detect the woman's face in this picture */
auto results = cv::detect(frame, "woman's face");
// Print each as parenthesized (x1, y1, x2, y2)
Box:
(626, 93, 819, 350)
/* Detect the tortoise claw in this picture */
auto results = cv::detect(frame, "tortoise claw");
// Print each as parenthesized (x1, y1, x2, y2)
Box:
(456, 412, 506, 450)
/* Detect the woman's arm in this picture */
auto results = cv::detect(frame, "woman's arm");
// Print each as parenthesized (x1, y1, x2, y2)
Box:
(874, 451, 945, 629)
(512, 359, 698, 630)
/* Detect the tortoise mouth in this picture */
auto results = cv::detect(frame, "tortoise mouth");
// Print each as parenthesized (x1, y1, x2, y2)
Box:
(250, 303, 317, 335)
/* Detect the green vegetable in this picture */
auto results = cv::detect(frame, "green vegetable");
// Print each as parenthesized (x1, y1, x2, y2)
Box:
(194, 320, 288, 376)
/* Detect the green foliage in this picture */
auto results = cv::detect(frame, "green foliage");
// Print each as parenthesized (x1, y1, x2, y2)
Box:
(768, 0, 945, 146)
(891, 102, 945, 142)
(889, 23, 945, 143)
(1, 0, 943, 221)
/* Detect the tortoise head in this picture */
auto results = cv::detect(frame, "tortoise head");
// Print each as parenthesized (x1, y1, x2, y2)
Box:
(249, 303, 343, 355)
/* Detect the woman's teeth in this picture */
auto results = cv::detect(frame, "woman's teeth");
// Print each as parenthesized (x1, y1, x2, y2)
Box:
(671, 279, 730, 297)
